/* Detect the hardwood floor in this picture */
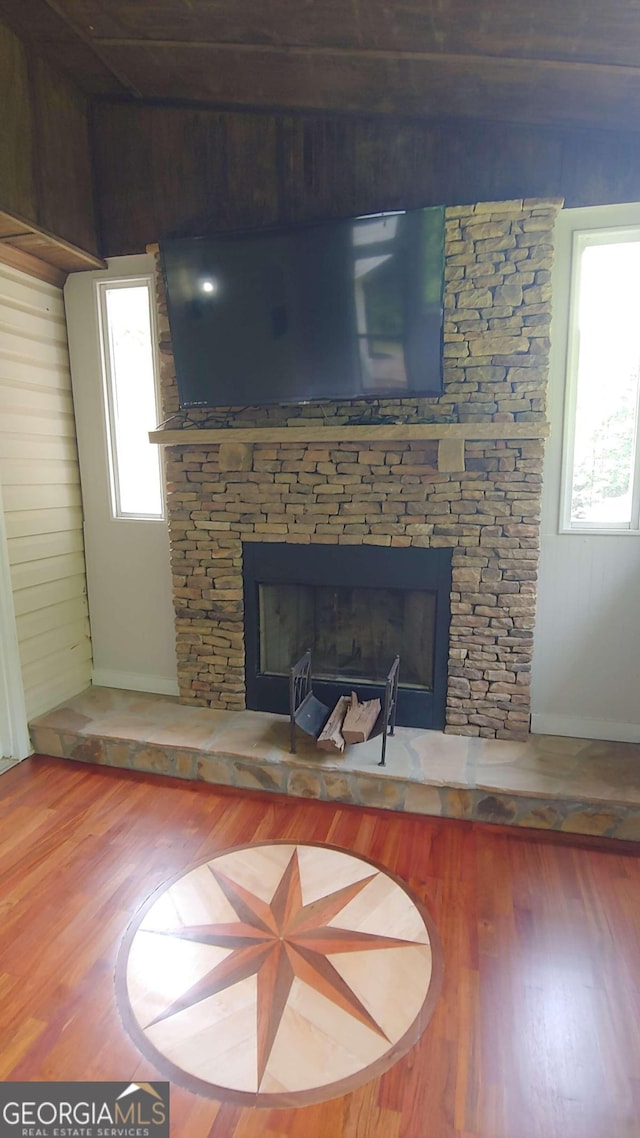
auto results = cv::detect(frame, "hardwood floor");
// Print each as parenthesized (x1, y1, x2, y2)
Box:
(1, 755, 639, 1138)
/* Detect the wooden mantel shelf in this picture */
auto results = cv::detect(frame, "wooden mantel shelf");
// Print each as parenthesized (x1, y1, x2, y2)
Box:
(149, 422, 549, 445)
(149, 421, 549, 473)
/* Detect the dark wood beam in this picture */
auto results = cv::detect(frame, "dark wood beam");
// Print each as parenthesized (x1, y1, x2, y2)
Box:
(93, 38, 640, 71)
(86, 41, 640, 130)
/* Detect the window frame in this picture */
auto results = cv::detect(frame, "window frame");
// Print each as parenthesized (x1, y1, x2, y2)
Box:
(95, 274, 165, 522)
(560, 224, 640, 536)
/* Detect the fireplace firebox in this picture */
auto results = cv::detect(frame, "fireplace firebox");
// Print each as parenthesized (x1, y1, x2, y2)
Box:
(243, 543, 452, 728)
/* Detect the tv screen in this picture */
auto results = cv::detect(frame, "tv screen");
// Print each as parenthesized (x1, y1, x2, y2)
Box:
(160, 206, 445, 409)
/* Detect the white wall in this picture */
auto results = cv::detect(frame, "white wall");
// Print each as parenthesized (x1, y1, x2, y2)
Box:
(0, 262, 92, 721)
(64, 256, 178, 696)
(531, 203, 640, 742)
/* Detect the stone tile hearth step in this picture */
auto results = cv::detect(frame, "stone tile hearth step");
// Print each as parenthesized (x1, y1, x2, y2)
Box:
(28, 686, 640, 843)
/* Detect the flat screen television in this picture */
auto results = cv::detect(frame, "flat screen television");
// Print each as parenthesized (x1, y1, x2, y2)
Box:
(159, 206, 445, 409)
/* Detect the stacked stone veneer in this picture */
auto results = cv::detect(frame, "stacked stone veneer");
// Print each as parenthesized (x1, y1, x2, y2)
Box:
(156, 197, 561, 740)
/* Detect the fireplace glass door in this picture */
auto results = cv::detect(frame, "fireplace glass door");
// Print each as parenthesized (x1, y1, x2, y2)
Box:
(259, 583, 436, 690)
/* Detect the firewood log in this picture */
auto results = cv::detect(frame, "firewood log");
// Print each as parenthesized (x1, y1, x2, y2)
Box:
(342, 691, 381, 744)
(316, 695, 350, 753)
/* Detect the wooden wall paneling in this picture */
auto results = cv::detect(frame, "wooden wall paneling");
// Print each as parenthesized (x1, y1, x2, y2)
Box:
(93, 104, 281, 251)
(92, 102, 640, 256)
(278, 115, 447, 224)
(558, 127, 640, 213)
(436, 119, 572, 209)
(278, 114, 424, 225)
(0, 19, 100, 260)
(27, 55, 98, 255)
(93, 104, 216, 252)
(220, 113, 280, 230)
(0, 23, 36, 222)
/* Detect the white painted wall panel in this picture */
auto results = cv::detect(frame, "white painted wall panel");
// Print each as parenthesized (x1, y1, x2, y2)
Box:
(1, 481, 82, 513)
(8, 529, 85, 565)
(64, 257, 178, 698)
(5, 506, 84, 539)
(16, 596, 89, 642)
(0, 262, 92, 720)
(11, 574, 89, 617)
(0, 436, 81, 461)
(532, 203, 640, 742)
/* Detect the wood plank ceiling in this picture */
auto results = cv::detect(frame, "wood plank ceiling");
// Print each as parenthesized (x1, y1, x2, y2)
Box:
(2, 0, 640, 131)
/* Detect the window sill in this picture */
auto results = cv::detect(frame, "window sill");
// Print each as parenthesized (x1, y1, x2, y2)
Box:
(558, 526, 640, 537)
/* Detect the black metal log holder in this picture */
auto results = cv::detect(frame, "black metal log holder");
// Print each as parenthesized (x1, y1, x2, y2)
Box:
(289, 651, 400, 767)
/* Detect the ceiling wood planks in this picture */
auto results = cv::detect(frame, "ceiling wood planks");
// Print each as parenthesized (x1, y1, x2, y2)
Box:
(25, 0, 640, 67)
(4, 1, 640, 258)
(0, 0, 125, 93)
(2, 0, 640, 130)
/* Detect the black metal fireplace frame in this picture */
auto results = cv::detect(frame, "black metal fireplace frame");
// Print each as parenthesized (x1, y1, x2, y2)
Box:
(242, 542, 452, 729)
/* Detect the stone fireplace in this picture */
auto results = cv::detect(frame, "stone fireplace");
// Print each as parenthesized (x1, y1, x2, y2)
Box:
(242, 541, 452, 728)
(153, 197, 561, 740)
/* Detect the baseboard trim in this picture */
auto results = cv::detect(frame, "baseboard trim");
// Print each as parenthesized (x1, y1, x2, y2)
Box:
(531, 713, 640, 744)
(92, 669, 179, 698)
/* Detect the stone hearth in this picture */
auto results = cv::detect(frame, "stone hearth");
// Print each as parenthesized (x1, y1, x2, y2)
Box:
(154, 198, 561, 740)
(29, 687, 640, 842)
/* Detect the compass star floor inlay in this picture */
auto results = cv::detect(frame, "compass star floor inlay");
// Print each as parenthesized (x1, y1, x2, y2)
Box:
(117, 841, 442, 1106)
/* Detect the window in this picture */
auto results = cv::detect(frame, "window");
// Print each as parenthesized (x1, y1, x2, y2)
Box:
(97, 278, 164, 519)
(562, 228, 640, 533)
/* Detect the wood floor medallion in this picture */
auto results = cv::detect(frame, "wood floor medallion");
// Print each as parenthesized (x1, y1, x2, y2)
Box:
(116, 841, 442, 1107)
